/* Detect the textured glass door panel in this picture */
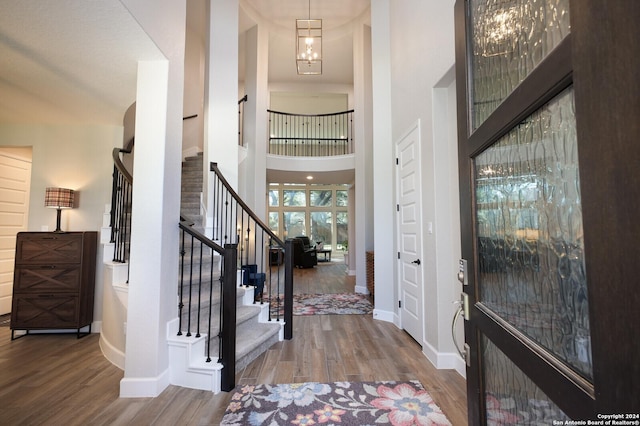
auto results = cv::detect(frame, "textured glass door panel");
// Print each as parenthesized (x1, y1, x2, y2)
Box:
(284, 212, 306, 237)
(474, 88, 593, 380)
(469, 0, 571, 129)
(482, 337, 570, 423)
(310, 212, 332, 247)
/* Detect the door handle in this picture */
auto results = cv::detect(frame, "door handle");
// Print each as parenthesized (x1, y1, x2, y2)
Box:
(411, 259, 421, 265)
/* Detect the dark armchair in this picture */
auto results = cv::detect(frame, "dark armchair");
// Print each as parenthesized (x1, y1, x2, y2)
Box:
(290, 236, 317, 268)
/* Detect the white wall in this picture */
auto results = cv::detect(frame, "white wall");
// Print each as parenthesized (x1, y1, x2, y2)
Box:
(0, 123, 122, 325)
(269, 83, 354, 109)
(270, 92, 348, 114)
(183, 26, 206, 159)
(386, 0, 463, 373)
(242, 23, 269, 215)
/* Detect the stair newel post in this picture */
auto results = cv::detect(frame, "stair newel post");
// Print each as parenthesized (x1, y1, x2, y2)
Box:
(177, 228, 185, 336)
(221, 243, 238, 392)
(284, 239, 294, 340)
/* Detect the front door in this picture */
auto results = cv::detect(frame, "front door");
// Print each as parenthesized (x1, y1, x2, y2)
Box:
(396, 121, 424, 344)
(455, 0, 639, 422)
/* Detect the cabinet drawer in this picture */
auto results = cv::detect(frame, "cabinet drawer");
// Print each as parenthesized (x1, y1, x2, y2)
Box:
(15, 233, 83, 264)
(13, 265, 81, 292)
(11, 294, 79, 329)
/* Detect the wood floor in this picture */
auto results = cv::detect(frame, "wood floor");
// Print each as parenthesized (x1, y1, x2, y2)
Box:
(0, 259, 467, 425)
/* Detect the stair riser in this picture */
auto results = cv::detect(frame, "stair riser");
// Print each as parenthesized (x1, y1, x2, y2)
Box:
(203, 312, 280, 371)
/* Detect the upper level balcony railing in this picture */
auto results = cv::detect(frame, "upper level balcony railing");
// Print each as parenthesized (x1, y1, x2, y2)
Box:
(268, 109, 354, 157)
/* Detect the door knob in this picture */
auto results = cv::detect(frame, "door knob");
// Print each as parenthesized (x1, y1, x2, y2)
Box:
(411, 259, 421, 265)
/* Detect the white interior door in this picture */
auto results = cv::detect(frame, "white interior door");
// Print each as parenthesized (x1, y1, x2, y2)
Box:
(395, 123, 424, 344)
(0, 148, 32, 315)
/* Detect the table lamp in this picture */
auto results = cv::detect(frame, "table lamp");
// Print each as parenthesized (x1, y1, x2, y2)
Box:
(45, 187, 75, 232)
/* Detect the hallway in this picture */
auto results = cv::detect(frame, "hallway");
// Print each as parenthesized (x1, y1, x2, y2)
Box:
(288, 253, 355, 295)
(0, 263, 467, 425)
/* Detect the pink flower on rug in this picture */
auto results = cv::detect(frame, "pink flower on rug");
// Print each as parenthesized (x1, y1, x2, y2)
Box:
(314, 405, 346, 423)
(226, 401, 242, 412)
(371, 383, 451, 425)
(241, 385, 256, 394)
(292, 413, 316, 425)
(485, 394, 521, 425)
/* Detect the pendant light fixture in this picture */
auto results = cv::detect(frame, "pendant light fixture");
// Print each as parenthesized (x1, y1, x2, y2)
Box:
(296, 0, 322, 75)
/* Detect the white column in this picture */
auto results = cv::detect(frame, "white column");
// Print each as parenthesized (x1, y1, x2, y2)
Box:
(121, 61, 175, 397)
(353, 20, 374, 294)
(370, 0, 396, 317)
(242, 24, 269, 217)
(204, 0, 239, 231)
(118, 0, 186, 398)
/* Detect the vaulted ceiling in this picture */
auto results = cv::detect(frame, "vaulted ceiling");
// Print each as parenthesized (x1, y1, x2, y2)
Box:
(241, 0, 370, 84)
(0, 0, 369, 128)
(0, 0, 164, 125)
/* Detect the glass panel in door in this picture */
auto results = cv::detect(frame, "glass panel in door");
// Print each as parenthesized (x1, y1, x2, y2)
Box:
(468, 0, 571, 130)
(482, 337, 570, 423)
(310, 212, 332, 248)
(474, 88, 593, 381)
(284, 212, 306, 238)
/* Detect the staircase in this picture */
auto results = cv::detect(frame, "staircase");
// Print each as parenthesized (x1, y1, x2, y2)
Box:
(179, 152, 204, 228)
(167, 152, 282, 393)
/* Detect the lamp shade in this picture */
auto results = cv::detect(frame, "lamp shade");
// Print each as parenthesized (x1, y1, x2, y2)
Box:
(45, 187, 75, 209)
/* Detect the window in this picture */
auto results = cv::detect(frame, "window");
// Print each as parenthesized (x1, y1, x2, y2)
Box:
(310, 190, 332, 207)
(268, 183, 349, 251)
(283, 190, 306, 207)
(336, 190, 348, 206)
(269, 190, 279, 207)
(269, 212, 279, 234)
(336, 212, 348, 249)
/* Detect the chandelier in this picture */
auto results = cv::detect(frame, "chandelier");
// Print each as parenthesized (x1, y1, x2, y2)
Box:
(296, 0, 322, 75)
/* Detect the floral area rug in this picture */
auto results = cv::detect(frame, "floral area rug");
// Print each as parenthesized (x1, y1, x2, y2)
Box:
(269, 293, 373, 317)
(221, 380, 452, 426)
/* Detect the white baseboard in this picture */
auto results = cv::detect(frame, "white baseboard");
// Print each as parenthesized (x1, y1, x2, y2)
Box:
(422, 340, 467, 378)
(99, 332, 125, 370)
(372, 308, 395, 324)
(354, 284, 369, 295)
(119, 368, 171, 398)
(453, 356, 467, 379)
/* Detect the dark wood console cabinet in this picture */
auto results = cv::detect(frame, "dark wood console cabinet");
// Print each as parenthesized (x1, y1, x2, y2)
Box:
(11, 232, 97, 339)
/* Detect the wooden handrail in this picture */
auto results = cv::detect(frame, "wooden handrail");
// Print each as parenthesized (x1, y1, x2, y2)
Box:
(267, 108, 354, 117)
(112, 137, 134, 184)
(178, 215, 224, 255)
(210, 162, 285, 248)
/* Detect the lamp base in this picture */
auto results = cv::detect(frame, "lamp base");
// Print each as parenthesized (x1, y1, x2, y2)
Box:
(54, 208, 63, 233)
